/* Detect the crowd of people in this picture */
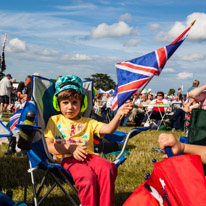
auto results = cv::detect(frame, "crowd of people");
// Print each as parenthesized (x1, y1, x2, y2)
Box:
(92, 80, 201, 131)
(1, 73, 206, 206)
(0, 74, 32, 113)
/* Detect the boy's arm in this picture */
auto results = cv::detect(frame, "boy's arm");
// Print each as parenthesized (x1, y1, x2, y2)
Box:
(46, 138, 88, 161)
(100, 102, 133, 134)
(46, 138, 70, 155)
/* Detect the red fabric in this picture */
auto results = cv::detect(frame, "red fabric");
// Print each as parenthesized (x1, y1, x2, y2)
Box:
(123, 182, 161, 206)
(61, 154, 117, 206)
(153, 100, 165, 112)
(123, 154, 206, 206)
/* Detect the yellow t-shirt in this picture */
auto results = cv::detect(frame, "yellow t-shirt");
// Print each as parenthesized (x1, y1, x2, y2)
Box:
(44, 114, 105, 160)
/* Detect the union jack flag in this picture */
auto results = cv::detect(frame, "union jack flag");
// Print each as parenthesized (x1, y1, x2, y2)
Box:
(9, 109, 23, 131)
(111, 23, 194, 111)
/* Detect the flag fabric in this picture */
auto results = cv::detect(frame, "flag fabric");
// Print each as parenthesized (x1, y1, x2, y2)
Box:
(9, 109, 23, 131)
(111, 24, 193, 111)
(1, 34, 7, 72)
(0, 120, 13, 137)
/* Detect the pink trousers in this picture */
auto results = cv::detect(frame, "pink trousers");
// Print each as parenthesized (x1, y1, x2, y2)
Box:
(61, 154, 117, 206)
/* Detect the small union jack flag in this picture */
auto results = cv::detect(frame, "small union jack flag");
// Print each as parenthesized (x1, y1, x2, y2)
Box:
(111, 23, 194, 111)
(9, 109, 23, 131)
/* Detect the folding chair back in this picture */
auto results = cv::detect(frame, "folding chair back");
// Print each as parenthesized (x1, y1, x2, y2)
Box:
(171, 102, 183, 113)
(17, 75, 93, 206)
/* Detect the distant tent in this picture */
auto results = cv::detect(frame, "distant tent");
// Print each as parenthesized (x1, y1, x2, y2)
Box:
(98, 89, 114, 94)
(98, 88, 106, 94)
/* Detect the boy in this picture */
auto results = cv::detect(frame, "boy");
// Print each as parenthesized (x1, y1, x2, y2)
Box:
(44, 75, 133, 206)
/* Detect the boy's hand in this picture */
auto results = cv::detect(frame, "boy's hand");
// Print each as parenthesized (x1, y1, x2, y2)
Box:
(117, 102, 133, 117)
(68, 145, 88, 161)
(158, 133, 185, 157)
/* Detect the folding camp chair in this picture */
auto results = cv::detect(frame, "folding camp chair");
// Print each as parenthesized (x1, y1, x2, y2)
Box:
(170, 102, 183, 113)
(16, 75, 150, 206)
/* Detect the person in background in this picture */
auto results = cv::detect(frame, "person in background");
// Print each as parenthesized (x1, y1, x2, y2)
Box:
(170, 97, 199, 131)
(15, 75, 31, 111)
(177, 88, 183, 102)
(141, 91, 169, 126)
(129, 93, 141, 122)
(0, 74, 12, 112)
(188, 84, 206, 110)
(187, 80, 200, 98)
(148, 93, 154, 101)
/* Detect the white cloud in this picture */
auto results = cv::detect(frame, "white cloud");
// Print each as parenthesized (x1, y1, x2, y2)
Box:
(61, 53, 92, 61)
(119, 13, 131, 22)
(155, 12, 206, 42)
(123, 39, 141, 47)
(55, 4, 97, 10)
(162, 68, 175, 73)
(179, 53, 205, 61)
(7, 38, 27, 52)
(91, 21, 138, 39)
(71, 53, 92, 61)
(176, 72, 193, 80)
(148, 23, 160, 30)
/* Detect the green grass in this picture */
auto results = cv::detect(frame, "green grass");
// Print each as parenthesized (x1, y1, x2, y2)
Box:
(0, 130, 184, 206)
(0, 113, 185, 205)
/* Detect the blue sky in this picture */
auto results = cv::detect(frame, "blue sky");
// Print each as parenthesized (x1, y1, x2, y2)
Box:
(0, 0, 206, 94)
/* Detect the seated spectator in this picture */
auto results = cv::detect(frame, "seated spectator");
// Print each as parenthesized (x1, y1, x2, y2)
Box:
(99, 93, 114, 121)
(129, 93, 141, 122)
(101, 93, 109, 105)
(170, 97, 199, 131)
(131, 93, 151, 126)
(148, 93, 154, 101)
(177, 88, 183, 102)
(169, 96, 183, 113)
(15, 75, 31, 111)
(158, 133, 206, 164)
(189, 84, 206, 110)
(104, 93, 114, 109)
(171, 96, 182, 105)
(93, 95, 103, 115)
(141, 91, 169, 127)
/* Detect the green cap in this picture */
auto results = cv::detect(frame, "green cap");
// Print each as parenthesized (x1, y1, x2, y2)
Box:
(54, 75, 85, 96)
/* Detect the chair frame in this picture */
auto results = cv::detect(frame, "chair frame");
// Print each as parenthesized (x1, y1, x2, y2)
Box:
(23, 128, 80, 206)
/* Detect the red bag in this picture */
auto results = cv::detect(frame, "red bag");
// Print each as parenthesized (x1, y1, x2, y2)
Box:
(123, 154, 206, 206)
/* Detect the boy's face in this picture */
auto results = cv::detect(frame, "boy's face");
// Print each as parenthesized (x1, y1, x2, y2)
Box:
(59, 96, 81, 120)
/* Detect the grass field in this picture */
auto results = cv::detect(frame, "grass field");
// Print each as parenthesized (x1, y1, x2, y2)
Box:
(0, 112, 185, 206)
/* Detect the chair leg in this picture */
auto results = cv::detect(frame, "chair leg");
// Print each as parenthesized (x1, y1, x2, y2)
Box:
(24, 156, 29, 203)
(36, 169, 50, 198)
(29, 161, 38, 206)
(51, 172, 79, 206)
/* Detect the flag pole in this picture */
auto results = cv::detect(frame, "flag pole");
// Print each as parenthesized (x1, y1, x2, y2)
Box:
(190, 20, 196, 27)
(139, 75, 154, 93)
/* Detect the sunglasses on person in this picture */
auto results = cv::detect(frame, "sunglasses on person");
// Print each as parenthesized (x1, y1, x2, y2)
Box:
(157, 95, 163, 96)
